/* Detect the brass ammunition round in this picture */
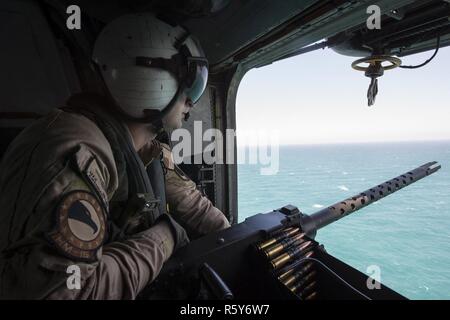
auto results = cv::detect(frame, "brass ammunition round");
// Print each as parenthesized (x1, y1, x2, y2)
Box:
(296, 241, 313, 254)
(290, 283, 302, 293)
(271, 253, 290, 269)
(302, 280, 316, 294)
(282, 275, 297, 287)
(285, 228, 301, 237)
(278, 269, 295, 282)
(303, 250, 314, 258)
(281, 262, 314, 286)
(289, 271, 317, 293)
(265, 244, 284, 258)
(295, 282, 317, 297)
(304, 292, 318, 300)
(257, 227, 299, 250)
(271, 241, 313, 269)
(301, 271, 316, 284)
(257, 238, 277, 251)
(264, 233, 305, 258)
(278, 261, 310, 282)
(290, 233, 305, 244)
(277, 254, 314, 281)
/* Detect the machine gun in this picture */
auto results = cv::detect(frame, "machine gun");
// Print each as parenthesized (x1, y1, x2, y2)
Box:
(142, 162, 440, 300)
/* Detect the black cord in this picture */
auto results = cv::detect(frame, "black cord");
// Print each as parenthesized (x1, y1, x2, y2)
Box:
(297, 257, 372, 300)
(399, 35, 441, 69)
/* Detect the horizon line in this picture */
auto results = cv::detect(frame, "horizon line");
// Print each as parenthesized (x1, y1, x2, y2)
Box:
(236, 138, 450, 147)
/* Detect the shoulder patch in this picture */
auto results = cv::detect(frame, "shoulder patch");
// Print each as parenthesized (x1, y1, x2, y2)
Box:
(72, 145, 109, 211)
(85, 157, 109, 210)
(47, 190, 106, 262)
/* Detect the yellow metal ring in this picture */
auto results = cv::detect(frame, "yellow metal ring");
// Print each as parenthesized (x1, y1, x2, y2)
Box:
(351, 55, 402, 72)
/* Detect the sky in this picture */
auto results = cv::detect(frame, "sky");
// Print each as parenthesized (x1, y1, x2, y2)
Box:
(236, 45, 450, 145)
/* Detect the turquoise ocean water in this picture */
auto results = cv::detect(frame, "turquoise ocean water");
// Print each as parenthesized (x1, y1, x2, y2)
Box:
(237, 141, 450, 299)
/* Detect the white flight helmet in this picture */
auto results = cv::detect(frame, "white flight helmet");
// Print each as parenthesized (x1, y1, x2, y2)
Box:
(92, 13, 208, 121)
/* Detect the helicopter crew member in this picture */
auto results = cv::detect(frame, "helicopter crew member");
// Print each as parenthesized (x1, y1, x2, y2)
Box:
(0, 13, 229, 299)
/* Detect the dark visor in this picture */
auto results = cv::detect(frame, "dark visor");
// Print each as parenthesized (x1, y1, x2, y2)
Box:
(184, 57, 208, 103)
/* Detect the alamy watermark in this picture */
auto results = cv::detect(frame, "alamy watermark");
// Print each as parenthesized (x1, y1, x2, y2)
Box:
(66, 4, 384, 32)
(366, 264, 381, 290)
(66, 5, 81, 30)
(171, 121, 280, 175)
(66, 265, 81, 290)
(366, 5, 381, 30)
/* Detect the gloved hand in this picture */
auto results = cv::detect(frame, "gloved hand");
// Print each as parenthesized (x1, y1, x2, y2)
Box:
(155, 213, 190, 252)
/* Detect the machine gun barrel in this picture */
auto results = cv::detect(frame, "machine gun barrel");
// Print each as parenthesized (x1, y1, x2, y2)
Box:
(304, 161, 441, 233)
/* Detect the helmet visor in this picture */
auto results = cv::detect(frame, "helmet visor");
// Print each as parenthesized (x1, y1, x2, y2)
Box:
(184, 57, 208, 103)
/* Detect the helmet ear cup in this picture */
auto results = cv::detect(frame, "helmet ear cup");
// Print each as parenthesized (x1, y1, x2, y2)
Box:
(92, 13, 207, 121)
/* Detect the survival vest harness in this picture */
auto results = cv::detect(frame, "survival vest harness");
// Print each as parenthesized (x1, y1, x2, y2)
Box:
(64, 93, 168, 240)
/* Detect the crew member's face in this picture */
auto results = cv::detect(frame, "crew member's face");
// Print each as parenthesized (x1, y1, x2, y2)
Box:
(162, 93, 193, 129)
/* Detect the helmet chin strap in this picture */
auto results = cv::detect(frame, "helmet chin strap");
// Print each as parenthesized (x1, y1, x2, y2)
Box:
(142, 81, 187, 132)
(183, 98, 193, 122)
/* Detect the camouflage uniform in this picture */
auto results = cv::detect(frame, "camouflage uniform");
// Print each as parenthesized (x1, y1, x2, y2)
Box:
(0, 107, 229, 299)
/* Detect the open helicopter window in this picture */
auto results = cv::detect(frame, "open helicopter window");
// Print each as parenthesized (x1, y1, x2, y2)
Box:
(236, 45, 450, 299)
